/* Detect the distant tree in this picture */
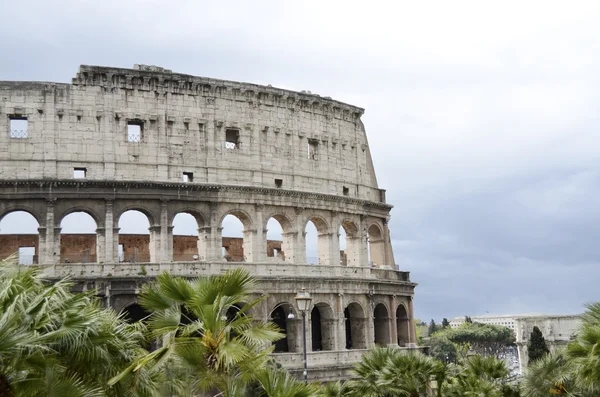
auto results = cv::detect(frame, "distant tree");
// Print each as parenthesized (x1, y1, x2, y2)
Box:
(465, 315, 473, 323)
(429, 319, 438, 336)
(446, 322, 515, 359)
(528, 326, 550, 363)
(442, 318, 450, 328)
(429, 335, 458, 363)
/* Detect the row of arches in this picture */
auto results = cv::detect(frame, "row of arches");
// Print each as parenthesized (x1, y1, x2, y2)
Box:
(0, 209, 386, 266)
(119, 300, 411, 353)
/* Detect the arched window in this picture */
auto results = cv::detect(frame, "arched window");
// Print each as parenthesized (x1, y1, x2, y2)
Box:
(118, 210, 151, 262)
(221, 214, 245, 262)
(270, 303, 298, 353)
(266, 217, 284, 261)
(0, 211, 39, 264)
(396, 305, 410, 346)
(374, 303, 391, 345)
(368, 224, 385, 267)
(311, 303, 335, 351)
(60, 212, 98, 263)
(172, 212, 199, 261)
(345, 303, 367, 349)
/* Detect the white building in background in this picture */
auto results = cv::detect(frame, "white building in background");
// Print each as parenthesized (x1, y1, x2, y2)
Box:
(449, 314, 543, 331)
(450, 313, 581, 374)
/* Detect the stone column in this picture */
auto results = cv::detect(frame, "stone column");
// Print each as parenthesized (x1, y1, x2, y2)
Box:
(247, 204, 265, 262)
(317, 231, 334, 265)
(391, 296, 398, 345)
(54, 227, 62, 263)
(42, 199, 59, 264)
(104, 200, 117, 263)
(336, 294, 346, 350)
(281, 231, 298, 263)
(366, 299, 375, 348)
(208, 203, 223, 261)
(408, 297, 417, 346)
(358, 215, 369, 267)
(37, 226, 47, 265)
(330, 227, 341, 266)
(148, 226, 161, 263)
(96, 227, 106, 263)
(159, 200, 170, 262)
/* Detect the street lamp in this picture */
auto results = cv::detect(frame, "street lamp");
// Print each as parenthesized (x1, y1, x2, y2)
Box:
(295, 288, 312, 384)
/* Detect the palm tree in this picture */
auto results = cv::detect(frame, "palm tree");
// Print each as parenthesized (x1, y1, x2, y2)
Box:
(520, 351, 574, 397)
(111, 268, 283, 396)
(566, 302, 600, 394)
(0, 256, 161, 397)
(346, 346, 442, 397)
(253, 366, 321, 397)
(444, 355, 510, 397)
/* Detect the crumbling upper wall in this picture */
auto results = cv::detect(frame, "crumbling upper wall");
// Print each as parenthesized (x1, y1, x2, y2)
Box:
(0, 64, 385, 203)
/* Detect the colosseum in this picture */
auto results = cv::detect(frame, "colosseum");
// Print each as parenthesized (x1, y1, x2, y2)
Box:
(0, 64, 418, 381)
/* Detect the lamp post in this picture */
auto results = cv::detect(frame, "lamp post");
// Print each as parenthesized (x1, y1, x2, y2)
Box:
(295, 288, 312, 384)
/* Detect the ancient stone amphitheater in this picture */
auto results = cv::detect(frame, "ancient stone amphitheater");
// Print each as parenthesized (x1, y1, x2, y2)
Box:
(0, 64, 417, 381)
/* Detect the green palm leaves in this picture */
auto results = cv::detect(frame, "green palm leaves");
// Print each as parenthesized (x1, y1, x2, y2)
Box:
(112, 267, 284, 395)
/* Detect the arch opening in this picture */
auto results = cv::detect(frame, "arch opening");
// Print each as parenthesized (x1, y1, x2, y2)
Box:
(374, 303, 391, 345)
(121, 303, 150, 324)
(60, 212, 98, 263)
(270, 303, 298, 353)
(396, 305, 410, 347)
(221, 213, 248, 262)
(340, 221, 360, 266)
(305, 217, 329, 265)
(118, 210, 151, 263)
(311, 303, 335, 351)
(0, 211, 40, 265)
(368, 224, 385, 267)
(345, 302, 367, 349)
(172, 212, 200, 261)
(266, 217, 290, 262)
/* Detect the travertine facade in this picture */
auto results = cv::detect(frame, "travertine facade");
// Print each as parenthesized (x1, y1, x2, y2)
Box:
(0, 64, 418, 381)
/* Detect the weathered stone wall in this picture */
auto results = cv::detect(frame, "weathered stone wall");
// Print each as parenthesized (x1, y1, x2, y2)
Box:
(0, 65, 383, 203)
(0, 64, 416, 381)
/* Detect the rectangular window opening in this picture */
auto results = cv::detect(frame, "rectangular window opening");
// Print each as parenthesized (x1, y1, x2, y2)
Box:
(18, 247, 35, 265)
(308, 139, 318, 160)
(73, 167, 87, 178)
(275, 178, 283, 188)
(127, 121, 143, 142)
(343, 186, 349, 196)
(225, 128, 240, 149)
(9, 117, 28, 139)
(183, 172, 194, 182)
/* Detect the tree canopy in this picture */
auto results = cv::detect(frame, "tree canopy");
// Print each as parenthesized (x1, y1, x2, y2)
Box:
(527, 326, 549, 363)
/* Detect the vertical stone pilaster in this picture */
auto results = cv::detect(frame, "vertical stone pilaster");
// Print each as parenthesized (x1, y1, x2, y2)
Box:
(336, 293, 346, 350)
(37, 226, 46, 265)
(159, 200, 170, 262)
(391, 296, 398, 345)
(249, 204, 265, 262)
(148, 226, 161, 263)
(43, 198, 58, 264)
(294, 208, 306, 264)
(96, 227, 106, 263)
(281, 231, 297, 263)
(366, 298, 375, 348)
(104, 199, 117, 263)
(317, 231, 334, 265)
(408, 297, 417, 346)
(208, 203, 223, 261)
(358, 215, 369, 267)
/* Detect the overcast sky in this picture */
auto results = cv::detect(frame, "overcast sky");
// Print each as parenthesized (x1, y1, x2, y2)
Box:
(1, 0, 598, 321)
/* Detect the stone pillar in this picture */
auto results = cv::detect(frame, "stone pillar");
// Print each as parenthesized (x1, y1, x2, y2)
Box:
(330, 227, 341, 266)
(281, 231, 298, 263)
(317, 231, 334, 265)
(104, 200, 117, 263)
(37, 226, 47, 265)
(408, 297, 417, 346)
(391, 296, 398, 345)
(42, 199, 59, 264)
(248, 204, 265, 262)
(335, 294, 346, 350)
(294, 208, 306, 264)
(160, 201, 170, 262)
(358, 215, 369, 267)
(366, 299, 375, 348)
(148, 226, 161, 263)
(96, 227, 106, 263)
(208, 203, 223, 261)
(54, 227, 62, 263)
